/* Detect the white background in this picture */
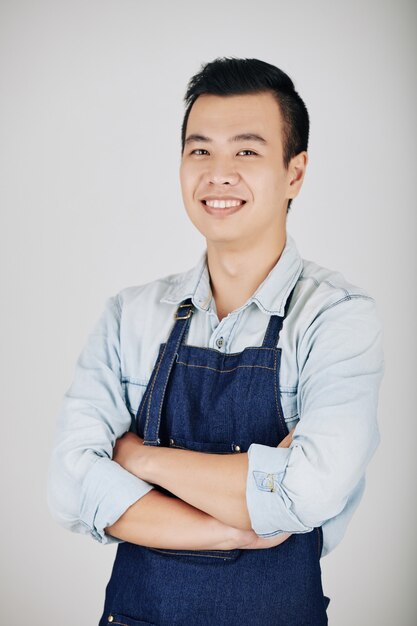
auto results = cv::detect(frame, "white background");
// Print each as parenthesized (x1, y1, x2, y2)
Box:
(1, 1, 416, 624)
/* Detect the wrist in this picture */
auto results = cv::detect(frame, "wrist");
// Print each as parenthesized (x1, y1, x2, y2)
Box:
(234, 527, 258, 549)
(132, 442, 156, 481)
(213, 518, 254, 550)
(206, 516, 243, 550)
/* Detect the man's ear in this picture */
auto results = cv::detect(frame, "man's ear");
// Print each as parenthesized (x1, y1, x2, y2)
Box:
(287, 151, 308, 199)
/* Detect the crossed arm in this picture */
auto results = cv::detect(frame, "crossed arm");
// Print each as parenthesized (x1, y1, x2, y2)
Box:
(104, 429, 295, 549)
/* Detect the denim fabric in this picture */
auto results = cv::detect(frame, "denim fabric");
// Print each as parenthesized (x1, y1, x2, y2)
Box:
(98, 293, 329, 626)
(47, 231, 384, 559)
(100, 537, 330, 626)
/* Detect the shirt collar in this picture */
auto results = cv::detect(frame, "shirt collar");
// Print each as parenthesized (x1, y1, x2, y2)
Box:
(159, 231, 303, 316)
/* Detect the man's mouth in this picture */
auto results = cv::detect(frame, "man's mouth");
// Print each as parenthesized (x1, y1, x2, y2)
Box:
(200, 198, 247, 217)
(201, 199, 246, 209)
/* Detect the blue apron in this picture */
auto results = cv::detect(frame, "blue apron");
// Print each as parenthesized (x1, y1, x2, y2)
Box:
(99, 287, 330, 625)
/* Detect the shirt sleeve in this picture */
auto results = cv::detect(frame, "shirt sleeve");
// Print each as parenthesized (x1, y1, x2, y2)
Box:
(245, 295, 385, 537)
(46, 293, 155, 544)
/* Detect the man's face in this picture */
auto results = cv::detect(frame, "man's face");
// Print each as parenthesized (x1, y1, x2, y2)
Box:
(179, 91, 305, 249)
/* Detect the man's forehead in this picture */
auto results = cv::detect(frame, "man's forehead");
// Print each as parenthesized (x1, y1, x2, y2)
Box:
(186, 92, 282, 140)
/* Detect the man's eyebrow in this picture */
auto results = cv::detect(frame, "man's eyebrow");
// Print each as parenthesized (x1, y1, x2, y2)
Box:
(230, 133, 267, 145)
(184, 133, 267, 145)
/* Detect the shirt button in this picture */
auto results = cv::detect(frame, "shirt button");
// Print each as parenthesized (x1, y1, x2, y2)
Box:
(234, 444, 241, 453)
(216, 336, 224, 348)
(108, 616, 114, 623)
(266, 474, 275, 491)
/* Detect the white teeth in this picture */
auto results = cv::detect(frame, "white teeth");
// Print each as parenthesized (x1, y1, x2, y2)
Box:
(205, 199, 244, 208)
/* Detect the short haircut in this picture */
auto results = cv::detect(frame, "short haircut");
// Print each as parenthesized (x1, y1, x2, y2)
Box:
(181, 57, 309, 211)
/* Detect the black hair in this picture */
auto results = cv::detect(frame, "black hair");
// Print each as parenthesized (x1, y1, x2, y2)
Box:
(181, 57, 309, 212)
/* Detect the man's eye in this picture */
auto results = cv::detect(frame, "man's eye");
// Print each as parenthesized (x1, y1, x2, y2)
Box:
(190, 149, 257, 156)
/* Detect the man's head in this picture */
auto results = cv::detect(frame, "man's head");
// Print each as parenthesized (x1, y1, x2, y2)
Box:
(179, 57, 309, 251)
(181, 57, 309, 214)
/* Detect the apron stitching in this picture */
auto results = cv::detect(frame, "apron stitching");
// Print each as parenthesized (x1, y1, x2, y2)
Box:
(148, 548, 238, 558)
(144, 341, 170, 440)
(154, 312, 193, 441)
(236, 346, 279, 351)
(175, 361, 275, 372)
(273, 348, 288, 437)
(191, 345, 281, 353)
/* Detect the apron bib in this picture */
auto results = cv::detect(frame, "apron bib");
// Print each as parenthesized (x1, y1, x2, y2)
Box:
(99, 287, 329, 625)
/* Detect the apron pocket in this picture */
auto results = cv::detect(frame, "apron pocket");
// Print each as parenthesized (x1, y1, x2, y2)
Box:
(106, 613, 156, 625)
(146, 546, 241, 560)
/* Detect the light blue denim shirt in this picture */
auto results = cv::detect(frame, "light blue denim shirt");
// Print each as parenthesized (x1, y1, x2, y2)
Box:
(47, 231, 384, 558)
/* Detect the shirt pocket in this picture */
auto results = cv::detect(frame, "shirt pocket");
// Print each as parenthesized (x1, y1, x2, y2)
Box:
(279, 388, 299, 429)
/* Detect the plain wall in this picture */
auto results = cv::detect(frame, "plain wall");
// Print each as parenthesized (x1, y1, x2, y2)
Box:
(1, 0, 416, 624)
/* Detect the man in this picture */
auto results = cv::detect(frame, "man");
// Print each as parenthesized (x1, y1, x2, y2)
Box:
(47, 57, 384, 625)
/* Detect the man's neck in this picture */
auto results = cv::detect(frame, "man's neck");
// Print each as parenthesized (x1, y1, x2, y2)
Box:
(206, 229, 287, 322)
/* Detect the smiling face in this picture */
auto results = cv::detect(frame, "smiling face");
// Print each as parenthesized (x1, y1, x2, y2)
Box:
(179, 91, 307, 251)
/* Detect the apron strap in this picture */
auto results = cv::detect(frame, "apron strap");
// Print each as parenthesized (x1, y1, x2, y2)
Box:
(143, 299, 194, 445)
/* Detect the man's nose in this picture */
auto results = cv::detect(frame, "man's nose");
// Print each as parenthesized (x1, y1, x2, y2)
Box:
(207, 159, 240, 186)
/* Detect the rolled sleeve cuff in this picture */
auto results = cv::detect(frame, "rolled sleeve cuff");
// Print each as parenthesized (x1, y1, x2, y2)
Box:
(80, 456, 154, 545)
(246, 443, 314, 536)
